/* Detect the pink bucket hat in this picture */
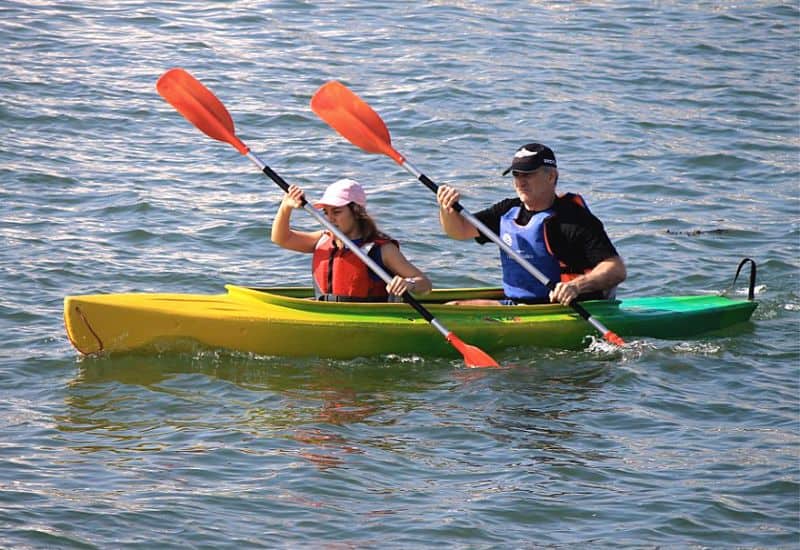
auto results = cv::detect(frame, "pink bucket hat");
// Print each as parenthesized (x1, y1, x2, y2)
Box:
(313, 178, 367, 208)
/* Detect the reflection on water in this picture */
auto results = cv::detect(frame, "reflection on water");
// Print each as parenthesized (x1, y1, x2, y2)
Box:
(59, 351, 614, 471)
(61, 353, 453, 469)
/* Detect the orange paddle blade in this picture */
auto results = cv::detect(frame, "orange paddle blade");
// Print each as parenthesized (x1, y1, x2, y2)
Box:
(311, 81, 404, 164)
(156, 68, 248, 155)
(446, 334, 501, 369)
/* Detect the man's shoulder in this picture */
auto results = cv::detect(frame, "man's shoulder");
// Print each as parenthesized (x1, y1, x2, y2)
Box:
(484, 197, 522, 217)
(474, 197, 522, 244)
(553, 193, 601, 224)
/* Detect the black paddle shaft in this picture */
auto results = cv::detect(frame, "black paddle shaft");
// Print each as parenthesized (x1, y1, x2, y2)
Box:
(418, 174, 466, 213)
(262, 165, 307, 208)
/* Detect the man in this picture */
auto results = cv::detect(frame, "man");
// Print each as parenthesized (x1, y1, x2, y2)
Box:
(436, 142, 626, 306)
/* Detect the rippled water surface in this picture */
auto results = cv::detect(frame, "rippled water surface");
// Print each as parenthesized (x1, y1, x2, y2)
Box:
(2, 1, 799, 547)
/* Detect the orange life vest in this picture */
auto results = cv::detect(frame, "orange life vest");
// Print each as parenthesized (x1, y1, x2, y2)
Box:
(312, 232, 397, 301)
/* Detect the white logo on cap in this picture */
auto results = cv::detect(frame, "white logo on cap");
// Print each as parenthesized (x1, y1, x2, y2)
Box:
(514, 148, 539, 159)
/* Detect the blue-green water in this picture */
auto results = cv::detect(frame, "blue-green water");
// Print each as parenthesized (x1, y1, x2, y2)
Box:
(2, 1, 799, 547)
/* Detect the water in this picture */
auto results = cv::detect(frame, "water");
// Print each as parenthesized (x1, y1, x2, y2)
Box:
(2, 1, 799, 547)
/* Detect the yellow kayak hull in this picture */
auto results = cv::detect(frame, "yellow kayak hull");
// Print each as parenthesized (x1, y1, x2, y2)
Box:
(64, 285, 757, 359)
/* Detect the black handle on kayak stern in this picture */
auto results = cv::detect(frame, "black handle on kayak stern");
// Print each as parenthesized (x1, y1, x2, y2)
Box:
(730, 257, 757, 301)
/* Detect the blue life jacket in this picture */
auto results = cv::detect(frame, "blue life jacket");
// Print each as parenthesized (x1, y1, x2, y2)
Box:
(499, 206, 561, 300)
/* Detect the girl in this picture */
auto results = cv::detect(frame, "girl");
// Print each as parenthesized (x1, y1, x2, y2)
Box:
(271, 178, 432, 301)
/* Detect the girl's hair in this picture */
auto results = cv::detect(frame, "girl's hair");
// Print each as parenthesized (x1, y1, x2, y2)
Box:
(348, 203, 391, 242)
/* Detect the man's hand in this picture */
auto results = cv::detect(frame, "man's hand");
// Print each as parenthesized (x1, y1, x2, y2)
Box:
(436, 185, 461, 212)
(549, 281, 580, 306)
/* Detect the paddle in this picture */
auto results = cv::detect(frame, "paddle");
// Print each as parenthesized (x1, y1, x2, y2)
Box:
(310, 81, 625, 347)
(155, 68, 500, 368)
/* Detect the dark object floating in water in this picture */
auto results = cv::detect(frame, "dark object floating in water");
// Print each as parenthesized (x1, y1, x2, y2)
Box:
(666, 228, 731, 236)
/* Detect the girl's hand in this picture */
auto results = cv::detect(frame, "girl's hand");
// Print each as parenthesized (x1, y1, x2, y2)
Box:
(386, 275, 414, 297)
(282, 185, 306, 209)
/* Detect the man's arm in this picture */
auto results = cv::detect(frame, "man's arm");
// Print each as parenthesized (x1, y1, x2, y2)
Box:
(550, 256, 626, 306)
(436, 185, 480, 240)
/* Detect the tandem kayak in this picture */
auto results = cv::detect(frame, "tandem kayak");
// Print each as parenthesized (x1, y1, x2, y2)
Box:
(64, 285, 757, 359)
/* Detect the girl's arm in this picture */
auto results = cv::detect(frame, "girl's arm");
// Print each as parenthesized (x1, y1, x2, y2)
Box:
(271, 185, 323, 253)
(380, 243, 433, 296)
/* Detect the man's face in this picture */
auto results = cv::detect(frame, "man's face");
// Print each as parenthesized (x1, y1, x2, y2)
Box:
(512, 167, 557, 207)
